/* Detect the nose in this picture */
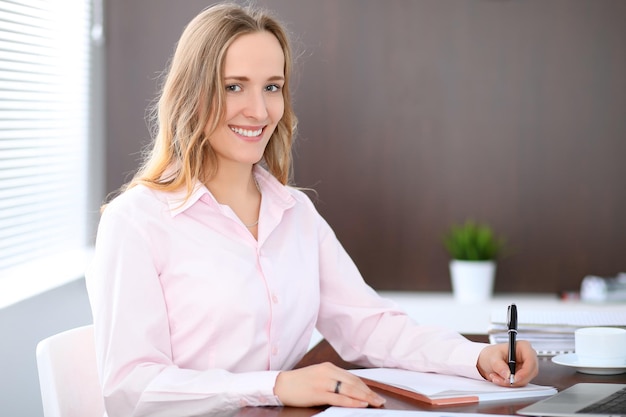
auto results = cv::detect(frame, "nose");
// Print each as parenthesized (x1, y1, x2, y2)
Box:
(243, 90, 269, 120)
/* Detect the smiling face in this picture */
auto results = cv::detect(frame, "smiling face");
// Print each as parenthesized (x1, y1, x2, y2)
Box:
(207, 31, 285, 170)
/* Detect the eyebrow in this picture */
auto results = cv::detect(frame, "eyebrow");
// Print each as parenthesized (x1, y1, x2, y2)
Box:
(225, 75, 285, 82)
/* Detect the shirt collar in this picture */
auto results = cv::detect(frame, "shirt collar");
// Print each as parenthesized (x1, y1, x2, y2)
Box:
(164, 165, 295, 217)
(165, 182, 208, 217)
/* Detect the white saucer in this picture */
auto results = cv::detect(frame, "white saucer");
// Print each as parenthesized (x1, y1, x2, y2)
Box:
(551, 353, 626, 375)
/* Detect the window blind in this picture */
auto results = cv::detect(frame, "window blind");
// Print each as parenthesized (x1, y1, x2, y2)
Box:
(0, 0, 91, 271)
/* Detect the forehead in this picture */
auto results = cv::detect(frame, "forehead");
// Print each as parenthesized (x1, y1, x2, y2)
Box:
(224, 31, 285, 77)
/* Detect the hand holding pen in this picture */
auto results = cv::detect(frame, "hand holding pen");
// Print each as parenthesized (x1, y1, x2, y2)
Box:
(507, 303, 518, 385)
(476, 303, 538, 387)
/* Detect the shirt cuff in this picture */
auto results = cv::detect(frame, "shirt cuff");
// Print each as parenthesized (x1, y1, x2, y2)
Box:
(450, 341, 489, 380)
(237, 370, 283, 408)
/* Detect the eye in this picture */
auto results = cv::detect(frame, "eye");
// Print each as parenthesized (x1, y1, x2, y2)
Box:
(226, 84, 242, 92)
(265, 84, 282, 93)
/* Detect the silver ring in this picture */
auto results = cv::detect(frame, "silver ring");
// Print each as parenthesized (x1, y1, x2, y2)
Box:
(334, 380, 342, 394)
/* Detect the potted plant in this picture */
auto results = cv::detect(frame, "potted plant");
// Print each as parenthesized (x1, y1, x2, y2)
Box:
(443, 220, 506, 303)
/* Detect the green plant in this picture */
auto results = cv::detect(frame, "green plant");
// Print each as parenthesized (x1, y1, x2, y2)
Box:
(443, 220, 505, 261)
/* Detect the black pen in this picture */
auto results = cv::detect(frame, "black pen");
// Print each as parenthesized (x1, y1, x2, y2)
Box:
(507, 303, 518, 385)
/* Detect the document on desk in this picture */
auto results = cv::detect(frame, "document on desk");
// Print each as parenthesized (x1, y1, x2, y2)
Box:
(488, 309, 626, 356)
(315, 408, 516, 417)
(349, 368, 557, 406)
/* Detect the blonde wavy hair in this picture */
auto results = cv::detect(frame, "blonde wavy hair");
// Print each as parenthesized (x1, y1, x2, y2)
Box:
(121, 3, 296, 201)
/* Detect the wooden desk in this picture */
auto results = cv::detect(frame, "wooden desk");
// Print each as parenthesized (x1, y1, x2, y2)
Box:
(229, 335, 626, 417)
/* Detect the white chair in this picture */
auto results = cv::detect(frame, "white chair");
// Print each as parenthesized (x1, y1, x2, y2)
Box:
(36, 324, 105, 417)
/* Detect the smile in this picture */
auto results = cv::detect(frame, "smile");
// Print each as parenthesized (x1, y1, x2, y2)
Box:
(230, 126, 263, 137)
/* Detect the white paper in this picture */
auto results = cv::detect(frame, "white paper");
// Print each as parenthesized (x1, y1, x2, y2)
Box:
(349, 368, 556, 401)
(315, 407, 516, 417)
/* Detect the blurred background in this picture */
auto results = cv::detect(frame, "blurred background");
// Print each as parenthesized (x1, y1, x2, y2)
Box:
(106, 0, 625, 294)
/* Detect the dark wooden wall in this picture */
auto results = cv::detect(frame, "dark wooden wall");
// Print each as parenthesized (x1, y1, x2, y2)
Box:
(105, 0, 626, 294)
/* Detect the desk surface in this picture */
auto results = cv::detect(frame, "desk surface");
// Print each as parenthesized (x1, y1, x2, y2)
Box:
(238, 335, 626, 417)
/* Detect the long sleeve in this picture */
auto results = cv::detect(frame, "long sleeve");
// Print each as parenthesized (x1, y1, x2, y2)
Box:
(86, 193, 281, 417)
(86, 167, 488, 417)
(314, 216, 487, 380)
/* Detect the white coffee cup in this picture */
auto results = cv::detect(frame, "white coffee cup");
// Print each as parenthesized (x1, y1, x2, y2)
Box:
(575, 327, 626, 366)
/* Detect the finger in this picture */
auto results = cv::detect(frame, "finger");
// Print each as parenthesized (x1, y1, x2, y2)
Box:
(492, 354, 513, 381)
(513, 342, 539, 384)
(326, 393, 369, 408)
(325, 369, 386, 407)
(487, 369, 511, 386)
(335, 378, 386, 407)
(490, 360, 538, 387)
(321, 378, 370, 408)
(326, 388, 386, 408)
(511, 361, 539, 385)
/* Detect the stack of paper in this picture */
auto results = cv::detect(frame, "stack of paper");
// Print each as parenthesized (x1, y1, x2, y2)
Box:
(488, 309, 626, 357)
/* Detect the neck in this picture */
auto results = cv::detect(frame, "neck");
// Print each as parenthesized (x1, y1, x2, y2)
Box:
(204, 163, 261, 237)
(204, 164, 257, 203)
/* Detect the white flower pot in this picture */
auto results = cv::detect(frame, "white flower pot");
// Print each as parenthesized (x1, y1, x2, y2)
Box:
(449, 260, 496, 303)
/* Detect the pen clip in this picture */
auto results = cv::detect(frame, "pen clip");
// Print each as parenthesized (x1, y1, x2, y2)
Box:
(507, 304, 517, 331)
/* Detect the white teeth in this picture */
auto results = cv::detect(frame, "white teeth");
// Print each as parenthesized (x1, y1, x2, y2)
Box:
(230, 126, 263, 137)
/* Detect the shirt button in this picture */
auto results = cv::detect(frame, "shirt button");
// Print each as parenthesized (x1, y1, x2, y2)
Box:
(272, 346, 278, 355)
(271, 294, 279, 304)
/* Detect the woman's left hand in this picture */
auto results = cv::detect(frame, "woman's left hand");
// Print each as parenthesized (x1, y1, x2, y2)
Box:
(476, 340, 539, 387)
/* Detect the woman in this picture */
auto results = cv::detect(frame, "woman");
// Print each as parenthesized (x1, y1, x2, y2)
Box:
(87, 3, 538, 416)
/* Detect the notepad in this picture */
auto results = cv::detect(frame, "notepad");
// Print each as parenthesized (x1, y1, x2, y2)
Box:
(317, 408, 516, 417)
(350, 368, 557, 406)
